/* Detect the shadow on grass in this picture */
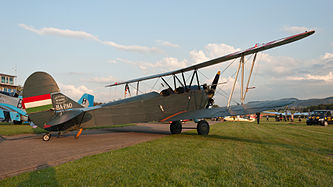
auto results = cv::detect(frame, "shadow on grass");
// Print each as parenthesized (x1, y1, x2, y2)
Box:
(18, 164, 59, 187)
(182, 132, 333, 156)
(31, 128, 48, 135)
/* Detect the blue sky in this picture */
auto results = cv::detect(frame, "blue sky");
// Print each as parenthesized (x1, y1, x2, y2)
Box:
(1, 0, 332, 105)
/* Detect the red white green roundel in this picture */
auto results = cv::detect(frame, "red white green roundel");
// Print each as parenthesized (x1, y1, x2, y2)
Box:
(22, 94, 52, 113)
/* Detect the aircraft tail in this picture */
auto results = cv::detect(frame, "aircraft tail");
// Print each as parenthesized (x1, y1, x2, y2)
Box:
(78, 93, 94, 107)
(22, 72, 83, 128)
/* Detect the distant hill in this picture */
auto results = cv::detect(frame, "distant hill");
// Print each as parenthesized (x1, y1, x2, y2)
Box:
(291, 96, 333, 108)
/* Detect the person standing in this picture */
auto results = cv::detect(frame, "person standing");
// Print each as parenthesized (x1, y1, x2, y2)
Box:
(256, 112, 260, 124)
(291, 113, 294, 122)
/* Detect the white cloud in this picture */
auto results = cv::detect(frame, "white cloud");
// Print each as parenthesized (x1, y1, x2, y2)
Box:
(111, 57, 187, 71)
(156, 40, 180, 48)
(189, 43, 240, 66)
(158, 57, 187, 69)
(256, 53, 298, 76)
(287, 72, 333, 81)
(205, 43, 240, 58)
(320, 52, 333, 61)
(307, 72, 333, 81)
(282, 26, 312, 34)
(19, 24, 162, 53)
(89, 76, 116, 84)
(59, 83, 94, 101)
(189, 50, 209, 64)
(102, 41, 162, 53)
(18, 24, 99, 41)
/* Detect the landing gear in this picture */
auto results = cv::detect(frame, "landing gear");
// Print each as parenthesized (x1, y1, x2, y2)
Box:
(42, 133, 51, 141)
(197, 120, 210, 135)
(75, 128, 83, 139)
(170, 121, 182, 134)
(57, 131, 63, 138)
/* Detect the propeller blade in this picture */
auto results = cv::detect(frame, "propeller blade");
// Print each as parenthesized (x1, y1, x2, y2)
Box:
(206, 71, 221, 108)
(211, 71, 221, 91)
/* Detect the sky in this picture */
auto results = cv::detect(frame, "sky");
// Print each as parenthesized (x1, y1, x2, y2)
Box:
(1, 0, 332, 106)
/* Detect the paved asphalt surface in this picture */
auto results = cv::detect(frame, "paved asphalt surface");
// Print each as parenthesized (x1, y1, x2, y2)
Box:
(0, 122, 201, 179)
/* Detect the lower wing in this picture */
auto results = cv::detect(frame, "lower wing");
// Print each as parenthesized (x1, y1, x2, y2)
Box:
(167, 98, 297, 121)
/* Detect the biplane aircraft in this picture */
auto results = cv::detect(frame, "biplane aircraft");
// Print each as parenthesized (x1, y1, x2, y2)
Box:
(22, 30, 314, 141)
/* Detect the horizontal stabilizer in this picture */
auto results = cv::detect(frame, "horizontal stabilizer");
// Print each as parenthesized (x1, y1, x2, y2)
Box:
(47, 109, 84, 127)
(167, 98, 297, 121)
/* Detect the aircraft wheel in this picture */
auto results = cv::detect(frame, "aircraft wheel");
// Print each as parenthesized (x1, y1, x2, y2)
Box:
(42, 133, 51, 141)
(197, 120, 209, 135)
(170, 121, 182, 134)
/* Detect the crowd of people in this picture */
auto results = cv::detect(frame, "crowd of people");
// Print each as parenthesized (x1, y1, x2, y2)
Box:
(272, 114, 303, 122)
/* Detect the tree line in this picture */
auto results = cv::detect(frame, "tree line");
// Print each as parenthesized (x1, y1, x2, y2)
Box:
(301, 104, 333, 112)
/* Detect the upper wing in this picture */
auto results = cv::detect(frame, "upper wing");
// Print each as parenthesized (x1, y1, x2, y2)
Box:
(167, 98, 297, 121)
(106, 31, 314, 87)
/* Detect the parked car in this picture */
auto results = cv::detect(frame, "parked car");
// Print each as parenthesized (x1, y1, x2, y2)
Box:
(306, 110, 333, 126)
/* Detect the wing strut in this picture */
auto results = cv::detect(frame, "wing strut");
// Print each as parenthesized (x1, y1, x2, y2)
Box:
(227, 53, 258, 107)
(161, 77, 173, 91)
(242, 53, 257, 103)
(227, 56, 243, 107)
(195, 70, 200, 90)
(136, 81, 139, 96)
(189, 70, 196, 87)
(181, 72, 187, 89)
(174, 75, 184, 87)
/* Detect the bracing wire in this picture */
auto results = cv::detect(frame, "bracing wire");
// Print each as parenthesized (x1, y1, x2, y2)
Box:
(150, 78, 160, 91)
(252, 52, 261, 85)
(128, 83, 144, 94)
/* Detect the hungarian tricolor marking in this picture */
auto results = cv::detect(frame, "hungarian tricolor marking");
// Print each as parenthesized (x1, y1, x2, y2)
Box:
(23, 94, 52, 113)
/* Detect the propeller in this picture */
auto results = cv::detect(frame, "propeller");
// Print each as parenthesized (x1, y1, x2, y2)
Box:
(206, 71, 220, 108)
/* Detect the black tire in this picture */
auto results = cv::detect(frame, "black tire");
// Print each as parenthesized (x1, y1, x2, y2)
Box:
(13, 120, 22, 125)
(197, 120, 210, 135)
(42, 133, 51, 141)
(170, 121, 182, 134)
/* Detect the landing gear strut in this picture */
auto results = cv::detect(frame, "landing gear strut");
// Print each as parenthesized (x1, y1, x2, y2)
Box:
(75, 128, 83, 139)
(170, 121, 182, 134)
(42, 133, 51, 141)
(197, 120, 210, 135)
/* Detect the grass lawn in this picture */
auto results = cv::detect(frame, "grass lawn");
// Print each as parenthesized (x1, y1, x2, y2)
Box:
(1, 121, 332, 186)
(0, 123, 47, 136)
(0, 123, 135, 136)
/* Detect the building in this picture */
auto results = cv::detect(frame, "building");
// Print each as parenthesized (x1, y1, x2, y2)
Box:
(0, 73, 18, 93)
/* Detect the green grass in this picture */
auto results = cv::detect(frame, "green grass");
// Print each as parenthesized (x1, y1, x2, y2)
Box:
(0, 123, 47, 136)
(1, 121, 332, 186)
